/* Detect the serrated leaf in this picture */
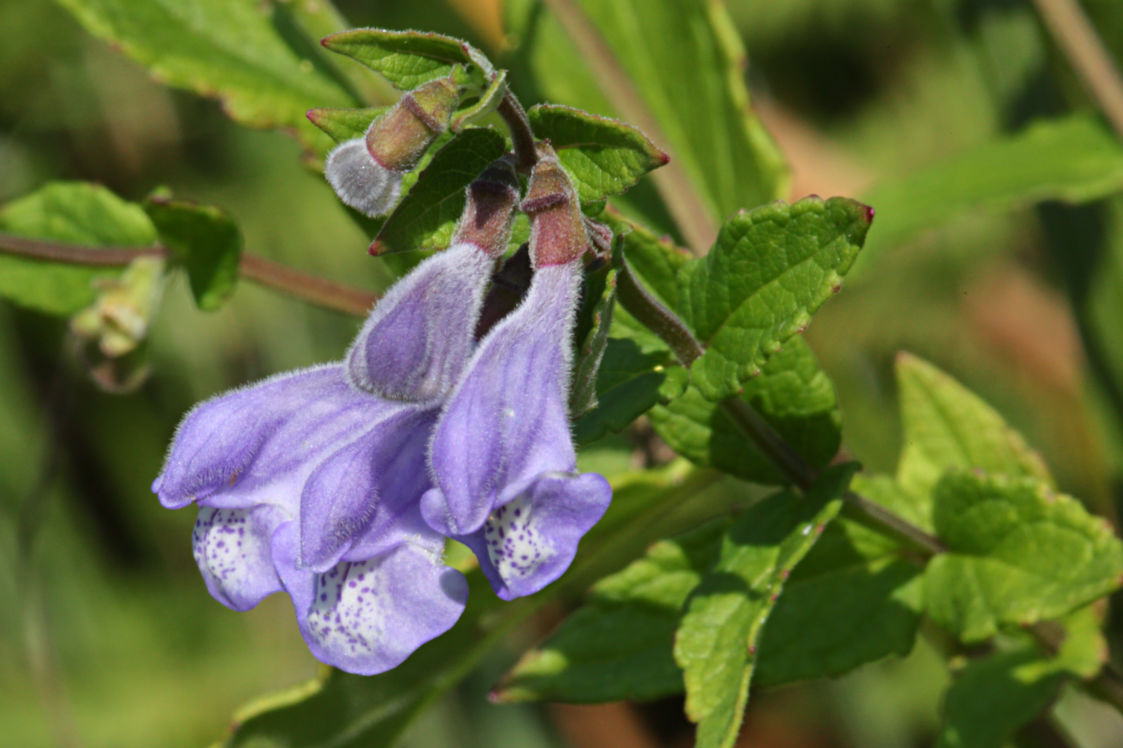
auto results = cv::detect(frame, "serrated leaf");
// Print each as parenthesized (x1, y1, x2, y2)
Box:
(226, 460, 713, 747)
(608, 211, 689, 311)
(755, 480, 924, 686)
(494, 520, 728, 704)
(505, 0, 788, 247)
(574, 338, 678, 445)
(527, 104, 669, 204)
(0, 182, 157, 315)
(57, 0, 358, 152)
(679, 197, 871, 401)
(1053, 604, 1109, 679)
(936, 605, 1104, 748)
(144, 199, 242, 311)
(860, 114, 1123, 274)
(651, 336, 841, 485)
(924, 470, 1123, 643)
(322, 27, 492, 90)
(306, 106, 387, 143)
(675, 464, 856, 748)
(370, 128, 508, 255)
(497, 475, 928, 705)
(896, 353, 1053, 504)
(570, 265, 617, 418)
(937, 647, 1065, 748)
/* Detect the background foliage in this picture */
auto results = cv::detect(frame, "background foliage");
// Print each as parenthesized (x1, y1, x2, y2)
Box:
(5, 0, 1123, 746)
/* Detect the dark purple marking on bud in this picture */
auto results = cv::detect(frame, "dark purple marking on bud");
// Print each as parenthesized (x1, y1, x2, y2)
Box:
(863, 204, 876, 223)
(520, 192, 568, 214)
(452, 156, 520, 259)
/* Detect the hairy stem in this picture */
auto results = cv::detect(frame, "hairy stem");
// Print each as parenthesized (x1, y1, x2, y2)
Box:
(618, 248, 1123, 713)
(615, 253, 944, 553)
(497, 91, 539, 173)
(0, 232, 376, 317)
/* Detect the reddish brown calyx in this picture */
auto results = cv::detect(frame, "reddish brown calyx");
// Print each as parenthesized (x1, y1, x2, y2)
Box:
(365, 77, 459, 172)
(522, 145, 588, 267)
(452, 156, 521, 258)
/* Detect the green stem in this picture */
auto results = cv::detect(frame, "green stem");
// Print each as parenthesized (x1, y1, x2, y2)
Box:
(618, 247, 1123, 716)
(0, 232, 376, 317)
(615, 252, 944, 554)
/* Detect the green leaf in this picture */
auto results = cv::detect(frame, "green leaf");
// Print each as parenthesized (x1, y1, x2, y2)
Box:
(896, 353, 1053, 504)
(369, 128, 508, 255)
(755, 478, 924, 686)
(527, 104, 669, 203)
(144, 199, 242, 311)
(924, 470, 1123, 642)
(322, 27, 492, 90)
(674, 464, 857, 748)
(937, 647, 1065, 748)
(505, 0, 788, 245)
(306, 106, 387, 143)
(574, 338, 679, 445)
(936, 605, 1105, 748)
(225, 573, 532, 748)
(608, 211, 689, 312)
(225, 461, 717, 747)
(679, 197, 871, 401)
(493, 520, 728, 704)
(570, 265, 617, 418)
(861, 114, 1123, 273)
(651, 337, 841, 484)
(57, 0, 358, 151)
(0, 182, 157, 315)
(451, 70, 508, 131)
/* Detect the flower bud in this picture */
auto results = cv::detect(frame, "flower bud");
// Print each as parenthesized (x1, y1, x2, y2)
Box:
(451, 155, 520, 259)
(521, 145, 589, 267)
(69, 256, 164, 392)
(325, 77, 460, 218)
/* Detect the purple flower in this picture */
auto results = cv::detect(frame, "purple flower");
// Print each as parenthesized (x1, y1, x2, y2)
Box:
(420, 149, 612, 600)
(324, 77, 459, 218)
(153, 240, 497, 674)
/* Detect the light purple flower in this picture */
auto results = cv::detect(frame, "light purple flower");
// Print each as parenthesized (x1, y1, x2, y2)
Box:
(153, 240, 497, 674)
(420, 149, 612, 601)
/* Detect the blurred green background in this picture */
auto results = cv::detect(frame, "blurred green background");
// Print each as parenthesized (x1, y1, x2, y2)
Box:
(4, 0, 1123, 745)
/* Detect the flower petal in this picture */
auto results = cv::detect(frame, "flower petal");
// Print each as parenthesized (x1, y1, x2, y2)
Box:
(153, 364, 386, 512)
(192, 506, 286, 611)
(273, 524, 468, 675)
(325, 137, 402, 218)
(460, 471, 611, 600)
(422, 262, 581, 536)
(345, 242, 495, 403)
(299, 406, 437, 572)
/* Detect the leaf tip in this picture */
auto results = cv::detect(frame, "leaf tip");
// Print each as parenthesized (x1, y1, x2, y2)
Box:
(368, 238, 387, 256)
